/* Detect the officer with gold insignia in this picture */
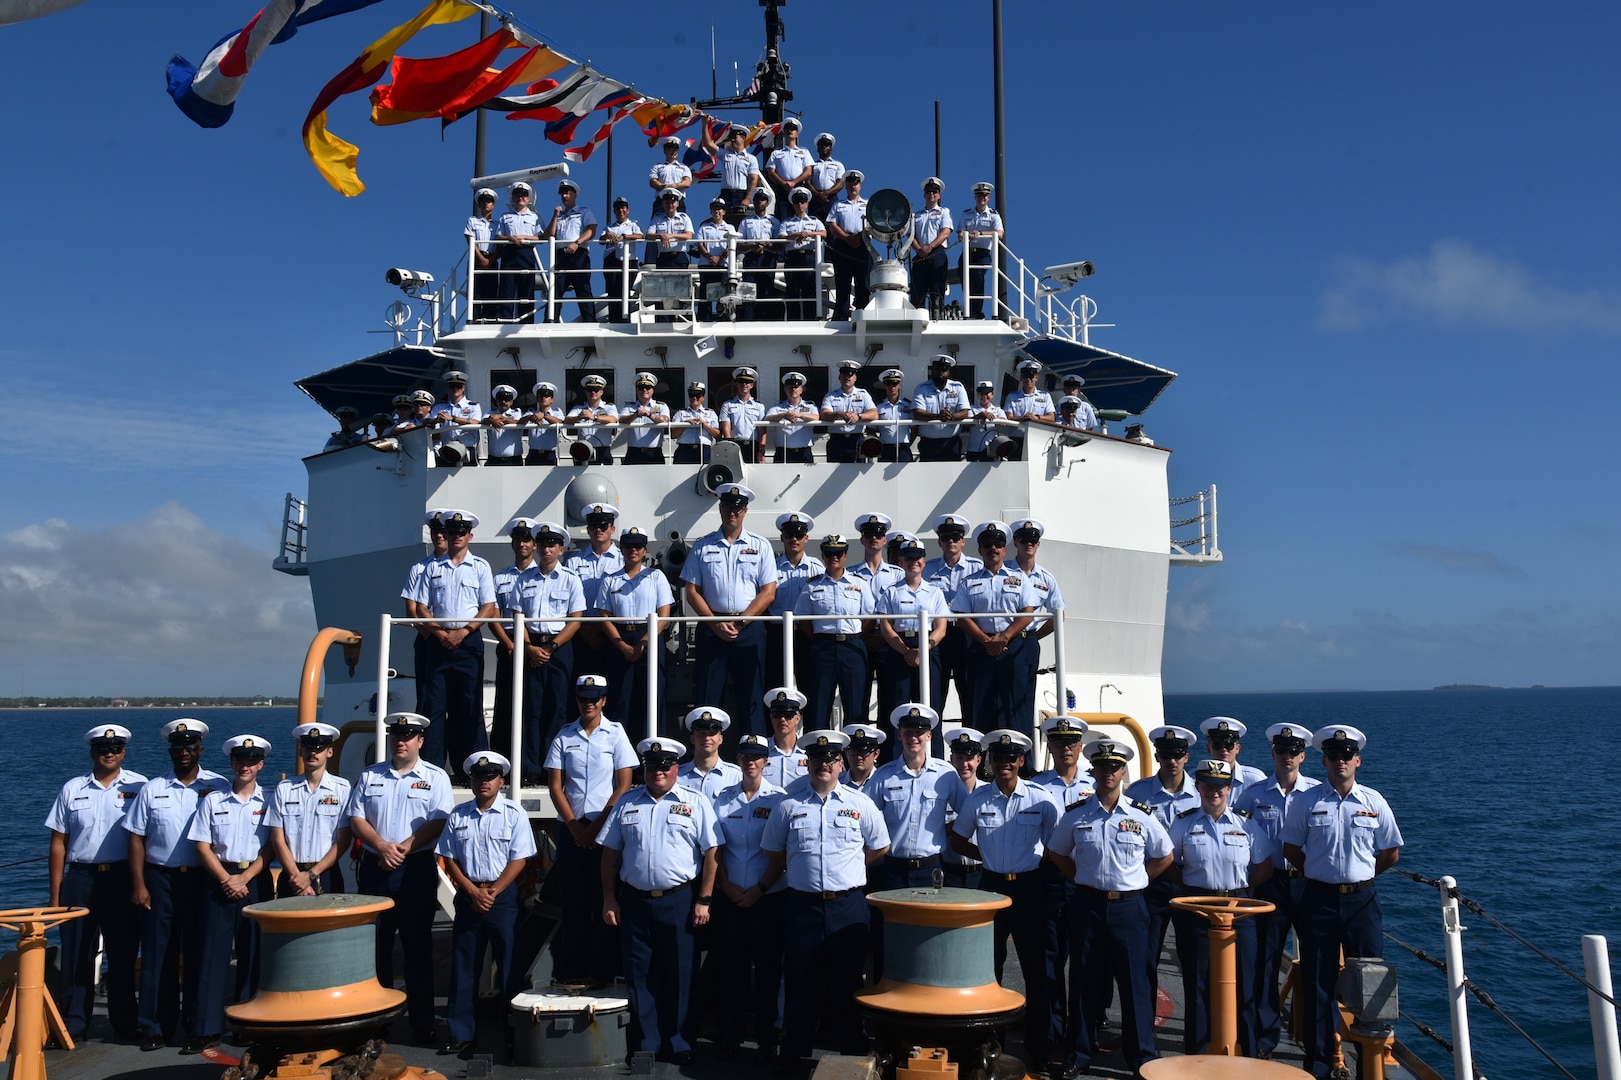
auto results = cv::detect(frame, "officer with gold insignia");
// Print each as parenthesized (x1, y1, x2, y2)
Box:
(436, 751, 536, 1055)
(794, 534, 875, 731)
(951, 729, 1063, 1066)
(600, 737, 720, 1065)
(1282, 726, 1403, 1079)
(1234, 722, 1321, 1058)
(759, 730, 891, 1068)
(45, 724, 147, 1040)
(266, 722, 351, 898)
(1199, 716, 1268, 804)
(1168, 759, 1273, 1055)
(186, 734, 275, 1055)
(1046, 738, 1173, 1079)
(124, 718, 226, 1052)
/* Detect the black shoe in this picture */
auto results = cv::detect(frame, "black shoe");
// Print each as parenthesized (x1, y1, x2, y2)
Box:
(179, 1034, 218, 1055)
(672, 1049, 694, 1065)
(114, 1027, 142, 1042)
(412, 1027, 439, 1045)
(440, 1039, 472, 1055)
(139, 1035, 166, 1052)
(1060, 1068, 1085, 1080)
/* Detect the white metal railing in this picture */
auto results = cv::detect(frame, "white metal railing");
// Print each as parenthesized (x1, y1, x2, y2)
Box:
(1170, 484, 1222, 564)
(375, 605, 1063, 805)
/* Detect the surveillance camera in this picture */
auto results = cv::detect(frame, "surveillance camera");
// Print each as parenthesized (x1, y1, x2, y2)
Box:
(1040, 261, 1095, 292)
(385, 268, 434, 291)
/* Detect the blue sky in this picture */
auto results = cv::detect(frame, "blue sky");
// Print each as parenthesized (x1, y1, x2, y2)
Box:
(1, 1, 1617, 695)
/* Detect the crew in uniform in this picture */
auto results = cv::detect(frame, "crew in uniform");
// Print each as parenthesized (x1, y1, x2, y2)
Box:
(825, 171, 869, 319)
(567, 375, 619, 465)
(524, 382, 564, 465)
(708, 123, 762, 218)
(489, 517, 539, 760)
(567, 501, 626, 681)
(909, 177, 954, 312)
(345, 712, 454, 1045)
(1200, 717, 1269, 804)
(966, 380, 1009, 460)
(849, 512, 905, 722)
(124, 718, 225, 1052)
(760, 730, 891, 1067)
(596, 525, 674, 746)
(780, 187, 825, 320)
(820, 359, 878, 461)
(808, 132, 846, 219)
(719, 368, 767, 462)
(620, 372, 672, 465)
(1282, 726, 1403, 1079)
(1124, 724, 1199, 998)
(544, 178, 597, 321)
(910, 354, 970, 461)
(924, 513, 982, 709)
(600, 196, 642, 322)
(427, 370, 481, 466)
(482, 384, 524, 465)
(959, 181, 1005, 318)
(693, 197, 738, 321)
(951, 730, 1063, 1068)
(677, 707, 741, 802)
(940, 727, 985, 886)
(512, 520, 586, 776)
(738, 189, 781, 320)
(764, 117, 813, 205)
(406, 507, 496, 775)
(1047, 738, 1173, 1079)
(265, 722, 352, 897)
(466, 187, 498, 322)
(953, 520, 1038, 736)
(841, 723, 886, 793)
(875, 532, 950, 723)
(712, 732, 790, 1060)
(647, 189, 694, 268)
(1234, 723, 1322, 1058)
(495, 181, 541, 322)
(45, 723, 146, 1040)
(766, 371, 819, 464)
(1168, 758, 1273, 1055)
(1029, 714, 1092, 1060)
(794, 534, 874, 731)
(761, 687, 810, 790)
(544, 675, 637, 986)
(673, 381, 720, 464)
(436, 751, 536, 1055)
(768, 511, 821, 691)
(186, 734, 275, 1055)
(600, 736, 720, 1064)
(871, 368, 913, 461)
(681, 483, 777, 735)
(1003, 358, 1055, 460)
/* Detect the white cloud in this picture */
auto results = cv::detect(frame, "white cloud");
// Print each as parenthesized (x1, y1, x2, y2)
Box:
(1319, 238, 1621, 337)
(0, 504, 315, 695)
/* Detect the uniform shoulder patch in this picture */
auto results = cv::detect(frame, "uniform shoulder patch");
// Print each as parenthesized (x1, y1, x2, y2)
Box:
(1233, 808, 1252, 819)
(1130, 799, 1155, 815)
(1176, 806, 1199, 819)
(1065, 794, 1093, 812)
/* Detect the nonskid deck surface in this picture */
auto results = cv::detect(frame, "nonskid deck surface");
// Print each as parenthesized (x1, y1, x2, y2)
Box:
(30, 925, 1397, 1080)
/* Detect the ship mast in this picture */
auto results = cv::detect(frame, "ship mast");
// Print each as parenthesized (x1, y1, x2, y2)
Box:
(695, 0, 793, 125)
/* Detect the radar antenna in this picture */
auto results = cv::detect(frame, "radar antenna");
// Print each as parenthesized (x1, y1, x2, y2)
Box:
(695, 0, 792, 125)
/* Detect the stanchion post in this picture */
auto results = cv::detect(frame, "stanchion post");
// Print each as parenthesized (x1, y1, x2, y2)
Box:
(1440, 876, 1475, 1080)
(374, 614, 392, 763)
(646, 611, 661, 740)
(510, 612, 527, 800)
(1586, 934, 1620, 1080)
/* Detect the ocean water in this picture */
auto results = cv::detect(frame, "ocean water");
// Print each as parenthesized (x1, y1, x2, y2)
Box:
(4, 691, 1618, 1079)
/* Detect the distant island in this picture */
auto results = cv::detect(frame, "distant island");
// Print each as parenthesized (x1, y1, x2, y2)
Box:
(1432, 684, 1503, 691)
(0, 696, 298, 709)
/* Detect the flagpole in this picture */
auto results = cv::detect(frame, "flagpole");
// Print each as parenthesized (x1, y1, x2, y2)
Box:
(992, 0, 1007, 307)
(473, 10, 489, 177)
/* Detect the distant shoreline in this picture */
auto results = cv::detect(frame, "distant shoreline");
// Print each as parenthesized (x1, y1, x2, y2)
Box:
(0, 704, 304, 712)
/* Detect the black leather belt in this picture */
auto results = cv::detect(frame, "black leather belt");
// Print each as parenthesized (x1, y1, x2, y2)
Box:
(1309, 878, 1375, 894)
(1284, 866, 1304, 878)
(816, 632, 856, 641)
(1185, 887, 1251, 898)
(898, 632, 920, 644)
(226, 861, 254, 871)
(528, 632, 557, 645)
(1080, 885, 1144, 901)
(626, 879, 693, 898)
(1018, 629, 1038, 638)
(985, 870, 1024, 881)
(888, 854, 941, 870)
(796, 887, 858, 900)
(69, 861, 124, 872)
(296, 862, 322, 871)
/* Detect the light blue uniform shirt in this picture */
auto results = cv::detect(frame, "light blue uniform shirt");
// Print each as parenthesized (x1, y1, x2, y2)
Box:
(714, 781, 788, 891)
(923, 554, 984, 607)
(187, 784, 270, 865)
(953, 565, 1039, 633)
(619, 399, 672, 449)
(599, 786, 720, 891)
(912, 205, 954, 248)
(953, 779, 1061, 874)
(550, 204, 598, 244)
(124, 770, 227, 868)
(1005, 389, 1055, 421)
(794, 573, 875, 635)
(604, 219, 643, 260)
(45, 769, 149, 863)
(694, 220, 736, 260)
(680, 528, 777, 614)
(647, 211, 693, 255)
(767, 145, 813, 185)
(876, 580, 951, 634)
(429, 398, 483, 452)
(1124, 771, 1199, 832)
(873, 394, 913, 445)
(720, 149, 760, 190)
(826, 196, 866, 238)
(674, 406, 718, 446)
(849, 560, 905, 596)
(764, 743, 808, 790)
(740, 214, 780, 244)
(265, 773, 352, 864)
(650, 160, 692, 188)
(911, 378, 970, 439)
(1031, 770, 1095, 811)
(678, 760, 741, 803)
(771, 553, 826, 615)
(345, 760, 454, 849)
(811, 157, 846, 193)
(1224, 762, 1269, 807)
(1280, 783, 1403, 885)
(967, 404, 1007, 453)
(1022, 562, 1066, 614)
(1169, 807, 1272, 891)
(486, 406, 524, 459)
(466, 215, 493, 253)
(597, 566, 675, 624)
(565, 545, 625, 612)
(870, 757, 964, 859)
(494, 560, 532, 620)
(780, 214, 824, 252)
(959, 207, 1003, 250)
(761, 783, 889, 893)
(1048, 796, 1173, 892)
(766, 397, 819, 448)
(414, 553, 496, 627)
(821, 386, 877, 435)
(1060, 398, 1101, 431)
(497, 207, 540, 241)
(436, 797, 537, 882)
(1233, 774, 1323, 870)
(401, 553, 433, 605)
(526, 404, 564, 451)
(567, 400, 618, 449)
(513, 564, 587, 633)
(719, 397, 766, 440)
(544, 720, 638, 822)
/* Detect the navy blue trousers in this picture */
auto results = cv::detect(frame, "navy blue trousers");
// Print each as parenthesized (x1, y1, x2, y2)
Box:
(880, 636, 944, 722)
(446, 886, 519, 1042)
(780, 890, 870, 1058)
(1065, 887, 1158, 1072)
(522, 640, 574, 776)
(357, 852, 440, 1031)
(618, 887, 699, 1054)
(1173, 887, 1257, 1054)
(1253, 872, 1308, 1056)
(497, 247, 539, 322)
(548, 246, 596, 322)
(983, 870, 1062, 1062)
(693, 623, 766, 736)
(137, 863, 205, 1040)
(1300, 881, 1383, 1077)
(967, 635, 1034, 739)
(1041, 865, 1078, 1055)
(274, 864, 345, 898)
(193, 870, 271, 1037)
(551, 826, 618, 982)
(604, 626, 665, 748)
(807, 636, 867, 730)
(58, 862, 138, 1036)
(419, 631, 488, 773)
(715, 888, 786, 1051)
